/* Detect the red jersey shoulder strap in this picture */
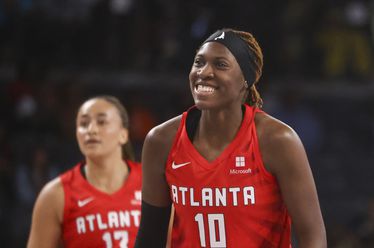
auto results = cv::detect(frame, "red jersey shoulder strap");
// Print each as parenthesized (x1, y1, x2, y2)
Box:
(166, 108, 189, 165)
(250, 107, 275, 180)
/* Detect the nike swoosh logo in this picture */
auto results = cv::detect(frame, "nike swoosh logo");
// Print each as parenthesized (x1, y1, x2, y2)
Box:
(172, 161, 191, 169)
(78, 197, 94, 207)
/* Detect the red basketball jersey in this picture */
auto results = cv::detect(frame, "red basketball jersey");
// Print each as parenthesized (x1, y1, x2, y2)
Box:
(60, 160, 142, 248)
(166, 104, 291, 248)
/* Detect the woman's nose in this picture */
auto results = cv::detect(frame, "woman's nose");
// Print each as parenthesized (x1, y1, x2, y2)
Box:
(87, 122, 98, 133)
(197, 64, 214, 78)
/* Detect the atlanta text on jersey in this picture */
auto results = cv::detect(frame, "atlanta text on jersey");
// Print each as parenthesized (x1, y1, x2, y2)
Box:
(76, 210, 141, 234)
(171, 185, 255, 207)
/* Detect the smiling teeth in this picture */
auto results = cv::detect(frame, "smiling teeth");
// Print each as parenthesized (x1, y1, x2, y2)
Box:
(196, 85, 215, 93)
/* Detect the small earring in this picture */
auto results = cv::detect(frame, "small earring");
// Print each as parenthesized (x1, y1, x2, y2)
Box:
(244, 81, 248, 88)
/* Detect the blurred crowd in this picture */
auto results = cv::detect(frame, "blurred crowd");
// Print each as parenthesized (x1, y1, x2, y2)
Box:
(1, 0, 374, 247)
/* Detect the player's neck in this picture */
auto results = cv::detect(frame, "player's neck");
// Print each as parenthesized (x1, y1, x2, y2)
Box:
(198, 106, 244, 143)
(192, 107, 244, 162)
(85, 157, 129, 194)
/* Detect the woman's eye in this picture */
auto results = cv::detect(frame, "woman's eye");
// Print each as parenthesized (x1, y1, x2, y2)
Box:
(216, 61, 228, 68)
(97, 119, 107, 125)
(194, 58, 204, 67)
(79, 121, 89, 127)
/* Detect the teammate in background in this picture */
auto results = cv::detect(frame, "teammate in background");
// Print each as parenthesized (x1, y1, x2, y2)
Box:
(27, 96, 142, 248)
(135, 28, 327, 247)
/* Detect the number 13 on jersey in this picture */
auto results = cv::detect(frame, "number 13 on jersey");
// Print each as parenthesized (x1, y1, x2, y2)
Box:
(194, 213, 226, 247)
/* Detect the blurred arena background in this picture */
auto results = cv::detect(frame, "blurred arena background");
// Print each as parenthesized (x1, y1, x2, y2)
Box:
(0, 0, 374, 247)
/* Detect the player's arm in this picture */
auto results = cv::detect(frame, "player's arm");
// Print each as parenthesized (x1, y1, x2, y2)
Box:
(166, 205, 175, 248)
(27, 178, 64, 248)
(258, 114, 327, 248)
(135, 116, 180, 248)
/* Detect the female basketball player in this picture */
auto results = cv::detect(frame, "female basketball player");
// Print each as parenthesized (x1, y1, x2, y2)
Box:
(135, 28, 327, 247)
(28, 96, 142, 248)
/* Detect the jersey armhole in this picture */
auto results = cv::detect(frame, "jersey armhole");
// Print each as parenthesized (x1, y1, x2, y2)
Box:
(59, 171, 71, 228)
(165, 111, 188, 168)
(252, 110, 277, 181)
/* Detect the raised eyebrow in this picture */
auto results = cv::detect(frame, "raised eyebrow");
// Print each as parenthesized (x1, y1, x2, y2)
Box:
(96, 113, 108, 118)
(78, 114, 90, 119)
(195, 53, 229, 60)
(194, 55, 230, 63)
(214, 56, 230, 61)
(78, 112, 107, 119)
(193, 54, 203, 60)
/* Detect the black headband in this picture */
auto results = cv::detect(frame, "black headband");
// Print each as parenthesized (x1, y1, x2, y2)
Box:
(203, 30, 256, 85)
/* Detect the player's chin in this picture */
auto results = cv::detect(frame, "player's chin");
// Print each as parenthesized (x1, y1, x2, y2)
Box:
(194, 100, 216, 110)
(83, 149, 103, 159)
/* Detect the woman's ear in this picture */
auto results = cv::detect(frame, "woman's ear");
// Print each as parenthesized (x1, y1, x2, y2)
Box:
(119, 128, 129, 145)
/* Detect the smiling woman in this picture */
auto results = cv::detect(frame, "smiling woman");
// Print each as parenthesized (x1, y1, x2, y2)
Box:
(135, 28, 327, 248)
(27, 96, 142, 248)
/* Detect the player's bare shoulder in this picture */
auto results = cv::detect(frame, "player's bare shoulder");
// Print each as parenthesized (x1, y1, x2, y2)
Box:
(141, 115, 183, 205)
(145, 115, 183, 150)
(255, 112, 304, 173)
(33, 176, 64, 222)
(37, 177, 63, 201)
(255, 112, 298, 143)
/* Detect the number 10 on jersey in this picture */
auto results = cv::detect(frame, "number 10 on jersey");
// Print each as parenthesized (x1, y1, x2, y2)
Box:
(194, 213, 226, 247)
